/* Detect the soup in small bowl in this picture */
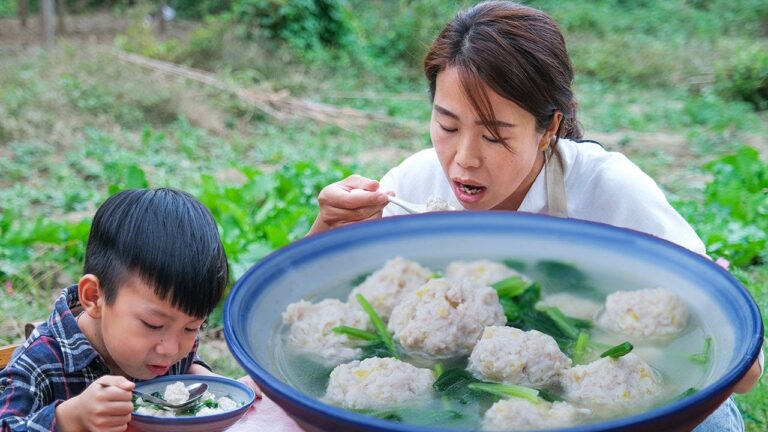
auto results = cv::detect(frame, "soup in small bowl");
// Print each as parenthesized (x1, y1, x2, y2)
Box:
(128, 374, 255, 432)
(224, 212, 762, 432)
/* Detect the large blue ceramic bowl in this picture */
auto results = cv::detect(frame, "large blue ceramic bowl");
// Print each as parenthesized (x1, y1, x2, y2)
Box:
(129, 374, 255, 432)
(224, 212, 763, 432)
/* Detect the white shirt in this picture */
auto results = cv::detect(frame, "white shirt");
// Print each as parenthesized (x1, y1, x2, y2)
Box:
(380, 138, 706, 255)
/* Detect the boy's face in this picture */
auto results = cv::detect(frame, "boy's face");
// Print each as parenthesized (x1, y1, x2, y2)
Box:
(95, 275, 205, 380)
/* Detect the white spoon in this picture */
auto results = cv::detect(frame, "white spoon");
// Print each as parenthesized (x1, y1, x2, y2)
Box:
(386, 195, 428, 214)
(133, 383, 209, 410)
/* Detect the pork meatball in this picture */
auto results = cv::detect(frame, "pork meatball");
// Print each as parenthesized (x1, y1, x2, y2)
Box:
(482, 398, 590, 431)
(387, 278, 506, 358)
(560, 353, 662, 413)
(598, 288, 688, 337)
(282, 299, 370, 365)
(348, 257, 433, 319)
(468, 326, 571, 388)
(324, 357, 435, 409)
(445, 260, 524, 287)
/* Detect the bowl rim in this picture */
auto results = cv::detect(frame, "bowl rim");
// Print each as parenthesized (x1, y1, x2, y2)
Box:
(130, 374, 255, 425)
(224, 211, 764, 432)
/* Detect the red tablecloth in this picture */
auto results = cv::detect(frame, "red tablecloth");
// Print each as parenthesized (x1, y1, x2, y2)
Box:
(226, 394, 304, 431)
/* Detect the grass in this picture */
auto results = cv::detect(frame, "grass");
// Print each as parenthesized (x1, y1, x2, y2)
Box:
(0, 0, 766, 429)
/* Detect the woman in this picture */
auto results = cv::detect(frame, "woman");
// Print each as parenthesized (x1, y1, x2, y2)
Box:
(307, 2, 761, 429)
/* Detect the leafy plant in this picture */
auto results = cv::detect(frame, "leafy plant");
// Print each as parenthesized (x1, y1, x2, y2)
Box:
(676, 146, 768, 266)
(716, 44, 768, 111)
(195, 160, 355, 279)
(226, 0, 351, 54)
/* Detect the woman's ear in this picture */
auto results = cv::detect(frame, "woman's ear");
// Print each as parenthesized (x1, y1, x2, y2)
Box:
(78, 274, 104, 319)
(539, 111, 564, 151)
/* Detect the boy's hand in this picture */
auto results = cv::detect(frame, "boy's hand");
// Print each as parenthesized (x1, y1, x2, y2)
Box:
(56, 375, 135, 432)
(309, 175, 390, 235)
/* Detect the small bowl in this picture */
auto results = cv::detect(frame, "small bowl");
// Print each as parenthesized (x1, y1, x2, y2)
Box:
(224, 212, 763, 432)
(129, 374, 256, 432)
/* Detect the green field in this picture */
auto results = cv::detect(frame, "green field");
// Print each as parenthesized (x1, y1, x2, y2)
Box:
(0, 0, 766, 429)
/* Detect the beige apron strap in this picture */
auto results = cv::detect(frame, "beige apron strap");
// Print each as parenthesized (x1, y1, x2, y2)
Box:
(545, 143, 568, 217)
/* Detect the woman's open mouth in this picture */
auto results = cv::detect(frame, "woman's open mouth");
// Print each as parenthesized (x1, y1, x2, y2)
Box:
(453, 180, 487, 203)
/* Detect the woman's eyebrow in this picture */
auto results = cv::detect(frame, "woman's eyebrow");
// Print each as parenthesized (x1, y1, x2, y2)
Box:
(434, 104, 517, 128)
(480, 119, 517, 128)
(434, 104, 459, 119)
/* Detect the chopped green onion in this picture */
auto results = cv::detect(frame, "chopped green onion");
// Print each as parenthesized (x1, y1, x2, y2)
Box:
(331, 325, 380, 342)
(543, 307, 580, 339)
(690, 337, 712, 364)
(572, 330, 590, 364)
(491, 276, 531, 298)
(600, 341, 634, 358)
(356, 293, 399, 359)
(466, 383, 540, 404)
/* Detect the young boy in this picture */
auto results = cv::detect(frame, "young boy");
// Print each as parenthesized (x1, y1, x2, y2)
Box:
(0, 188, 236, 431)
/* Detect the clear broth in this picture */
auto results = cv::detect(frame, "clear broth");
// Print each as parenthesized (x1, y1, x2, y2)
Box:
(270, 259, 712, 429)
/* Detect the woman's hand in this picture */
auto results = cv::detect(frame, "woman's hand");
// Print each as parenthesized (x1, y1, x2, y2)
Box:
(308, 175, 390, 235)
(733, 357, 762, 394)
(56, 375, 135, 432)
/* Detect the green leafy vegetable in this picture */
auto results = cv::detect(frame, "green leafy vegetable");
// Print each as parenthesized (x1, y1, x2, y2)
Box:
(492, 275, 534, 298)
(572, 330, 591, 364)
(535, 261, 603, 300)
(690, 337, 712, 364)
(355, 293, 399, 359)
(674, 387, 699, 401)
(433, 362, 444, 377)
(331, 325, 380, 341)
(541, 307, 580, 339)
(350, 272, 372, 286)
(502, 259, 526, 272)
(359, 340, 392, 359)
(433, 368, 486, 404)
(354, 408, 463, 425)
(538, 389, 566, 403)
(600, 341, 634, 358)
(466, 383, 540, 404)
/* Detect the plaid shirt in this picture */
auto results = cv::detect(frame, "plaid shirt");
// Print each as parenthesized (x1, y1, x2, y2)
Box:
(0, 285, 208, 432)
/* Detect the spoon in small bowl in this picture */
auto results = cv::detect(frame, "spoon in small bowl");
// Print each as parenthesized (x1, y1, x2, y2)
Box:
(133, 383, 209, 410)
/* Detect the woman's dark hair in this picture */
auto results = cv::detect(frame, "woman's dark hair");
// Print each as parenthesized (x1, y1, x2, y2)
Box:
(84, 188, 228, 319)
(424, 0, 582, 146)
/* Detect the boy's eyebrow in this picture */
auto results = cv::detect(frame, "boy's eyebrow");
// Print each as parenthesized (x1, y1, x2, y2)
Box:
(143, 306, 202, 323)
(145, 306, 172, 319)
(433, 104, 517, 128)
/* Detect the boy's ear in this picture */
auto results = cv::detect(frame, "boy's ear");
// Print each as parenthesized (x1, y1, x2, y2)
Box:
(79, 274, 104, 319)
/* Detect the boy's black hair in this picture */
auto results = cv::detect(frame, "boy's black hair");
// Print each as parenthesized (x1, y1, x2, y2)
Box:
(84, 188, 228, 318)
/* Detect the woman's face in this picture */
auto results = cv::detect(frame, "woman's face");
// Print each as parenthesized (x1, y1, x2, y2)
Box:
(431, 66, 550, 211)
